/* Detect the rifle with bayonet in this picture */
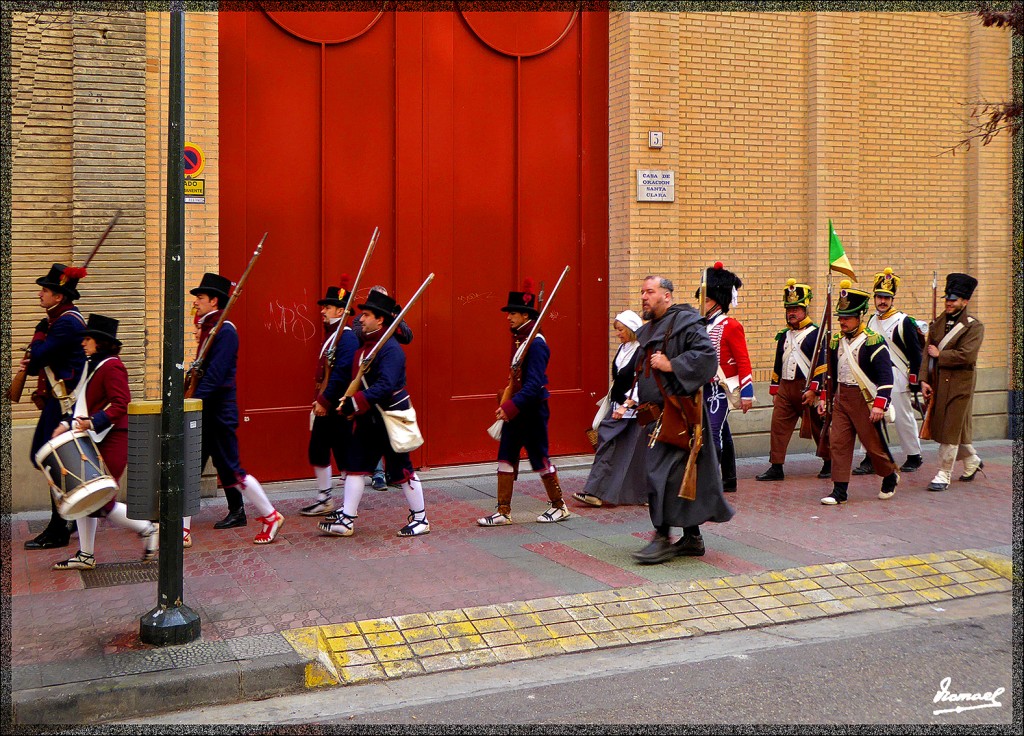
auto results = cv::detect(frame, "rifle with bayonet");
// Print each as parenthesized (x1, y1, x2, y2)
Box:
(800, 278, 830, 440)
(8, 209, 121, 406)
(341, 273, 435, 404)
(316, 227, 379, 397)
(185, 232, 266, 398)
(919, 270, 938, 440)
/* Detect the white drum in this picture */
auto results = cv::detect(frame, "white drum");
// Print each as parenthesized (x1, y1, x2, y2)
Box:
(34, 429, 118, 520)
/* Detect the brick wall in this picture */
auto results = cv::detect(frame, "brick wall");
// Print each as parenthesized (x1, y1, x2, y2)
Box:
(608, 10, 1012, 386)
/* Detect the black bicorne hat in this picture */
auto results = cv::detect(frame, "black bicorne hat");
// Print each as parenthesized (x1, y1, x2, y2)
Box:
(501, 278, 540, 319)
(943, 273, 978, 300)
(82, 313, 122, 346)
(190, 272, 232, 304)
(318, 274, 352, 308)
(696, 262, 742, 312)
(36, 263, 84, 301)
(357, 289, 399, 324)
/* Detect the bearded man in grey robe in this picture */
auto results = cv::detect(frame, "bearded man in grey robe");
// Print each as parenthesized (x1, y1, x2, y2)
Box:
(631, 275, 735, 565)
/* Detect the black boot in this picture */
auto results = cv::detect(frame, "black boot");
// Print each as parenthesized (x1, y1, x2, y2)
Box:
(25, 502, 71, 550)
(878, 471, 899, 499)
(632, 534, 676, 565)
(821, 482, 848, 506)
(674, 532, 705, 557)
(756, 464, 784, 482)
(852, 457, 873, 475)
(214, 506, 247, 529)
(817, 460, 832, 479)
(899, 454, 923, 473)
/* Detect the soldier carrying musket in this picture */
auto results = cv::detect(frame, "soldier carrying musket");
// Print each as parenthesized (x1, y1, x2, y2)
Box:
(478, 276, 572, 527)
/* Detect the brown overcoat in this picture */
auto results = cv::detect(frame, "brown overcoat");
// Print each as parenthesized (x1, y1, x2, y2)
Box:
(920, 310, 984, 446)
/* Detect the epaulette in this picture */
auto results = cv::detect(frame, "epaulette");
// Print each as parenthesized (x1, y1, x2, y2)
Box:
(829, 333, 840, 349)
(775, 328, 788, 341)
(864, 329, 884, 346)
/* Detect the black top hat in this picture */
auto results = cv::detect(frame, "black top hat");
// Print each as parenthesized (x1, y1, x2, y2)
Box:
(190, 272, 232, 304)
(318, 274, 352, 308)
(696, 262, 742, 312)
(36, 263, 84, 301)
(943, 272, 978, 300)
(82, 313, 122, 346)
(357, 289, 399, 324)
(835, 280, 871, 316)
(501, 278, 540, 319)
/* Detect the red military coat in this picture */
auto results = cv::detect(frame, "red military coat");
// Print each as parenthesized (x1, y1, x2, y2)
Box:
(66, 355, 131, 481)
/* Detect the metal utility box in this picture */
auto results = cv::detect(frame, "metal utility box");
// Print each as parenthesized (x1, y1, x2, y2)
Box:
(127, 399, 203, 520)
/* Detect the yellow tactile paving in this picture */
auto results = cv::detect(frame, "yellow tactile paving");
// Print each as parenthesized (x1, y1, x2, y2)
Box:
(284, 549, 1013, 688)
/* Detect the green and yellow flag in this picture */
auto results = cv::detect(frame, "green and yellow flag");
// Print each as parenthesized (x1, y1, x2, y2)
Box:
(828, 219, 856, 281)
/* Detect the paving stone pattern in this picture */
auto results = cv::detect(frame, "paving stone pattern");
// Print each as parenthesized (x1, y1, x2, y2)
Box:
(9, 442, 1013, 680)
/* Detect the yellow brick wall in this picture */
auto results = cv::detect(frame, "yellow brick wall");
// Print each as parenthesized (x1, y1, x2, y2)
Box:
(609, 11, 1012, 382)
(144, 11, 220, 398)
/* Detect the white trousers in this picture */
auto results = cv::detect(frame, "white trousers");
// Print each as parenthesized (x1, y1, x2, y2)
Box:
(890, 388, 922, 457)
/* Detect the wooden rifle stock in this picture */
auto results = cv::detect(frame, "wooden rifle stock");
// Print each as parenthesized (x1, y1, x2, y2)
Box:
(919, 271, 939, 440)
(185, 232, 267, 397)
(679, 269, 707, 501)
(7, 347, 30, 403)
(814, 278, 834, 458)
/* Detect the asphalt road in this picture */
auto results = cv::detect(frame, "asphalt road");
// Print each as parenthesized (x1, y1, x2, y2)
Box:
(135, 592, 1013, 726)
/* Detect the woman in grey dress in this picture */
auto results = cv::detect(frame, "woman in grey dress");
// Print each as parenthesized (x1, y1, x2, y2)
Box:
(574, 311, 649, 507)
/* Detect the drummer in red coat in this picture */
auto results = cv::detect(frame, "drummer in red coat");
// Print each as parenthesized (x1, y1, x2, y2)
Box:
(51, 314, 159, 570)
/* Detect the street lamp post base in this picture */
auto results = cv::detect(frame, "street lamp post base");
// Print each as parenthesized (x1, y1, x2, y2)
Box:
(140, 604, 201, 646)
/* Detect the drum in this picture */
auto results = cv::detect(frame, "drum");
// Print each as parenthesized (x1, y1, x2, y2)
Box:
(34, 429, 118, 520)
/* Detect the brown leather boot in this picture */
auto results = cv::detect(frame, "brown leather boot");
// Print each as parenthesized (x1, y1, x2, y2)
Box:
(478, 473, 516, 526)
(540, 471, 566, 508)
(537, 472, 571, 522)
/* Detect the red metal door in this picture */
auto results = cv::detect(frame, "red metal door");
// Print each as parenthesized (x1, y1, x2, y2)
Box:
(220, 10, 607, 481)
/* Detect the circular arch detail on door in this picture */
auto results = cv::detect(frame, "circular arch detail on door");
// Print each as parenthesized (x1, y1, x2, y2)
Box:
(264, 8, 385, 45)
(458, 8, 578, 58)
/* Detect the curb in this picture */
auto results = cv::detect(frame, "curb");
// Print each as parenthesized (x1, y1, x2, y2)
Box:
(13, 548, 1012, 724)
(282, 549, 1012, 689)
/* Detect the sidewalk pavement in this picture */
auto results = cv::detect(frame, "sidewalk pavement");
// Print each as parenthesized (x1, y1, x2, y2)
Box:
(8, 441, 1015, 724)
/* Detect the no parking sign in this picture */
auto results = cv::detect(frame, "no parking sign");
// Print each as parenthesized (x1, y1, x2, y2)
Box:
(184, 142, 205, 204)
(184, 142, 205, 177)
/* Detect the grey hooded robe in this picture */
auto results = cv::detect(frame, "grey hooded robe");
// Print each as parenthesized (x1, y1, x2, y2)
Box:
(634, 304, 735, 529)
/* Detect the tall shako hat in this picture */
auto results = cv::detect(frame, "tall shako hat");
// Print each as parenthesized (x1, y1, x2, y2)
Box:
(502, 278, 540, 319)
(835, 279, 870, 316)
(190, 272, 232, 304)
(318, 274, 352, 308)
(782, 278, 812, 308)
(357, 289, 399, 325)
(872, 267, 901, 297)
(943, 272, 978, 300)
(37, 263, 86, 301)
(696, 262, 742, 312)
(82, 313, 122, 346)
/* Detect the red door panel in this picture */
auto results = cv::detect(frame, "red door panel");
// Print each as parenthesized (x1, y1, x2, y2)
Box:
(220, 10, 608, 481)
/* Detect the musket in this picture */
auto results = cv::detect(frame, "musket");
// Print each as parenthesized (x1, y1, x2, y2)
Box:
(486, 267, 570, 439)
(316, 227, 379, 396)
(799, 283, 830, 440)
(919, 270, 939, 440)
(8, 209, 121, 403)
(185, 232, 266, 398)
(679, 268, 706, 501)
(815, 277, 835, 459)
(341, 273, 435, 402)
